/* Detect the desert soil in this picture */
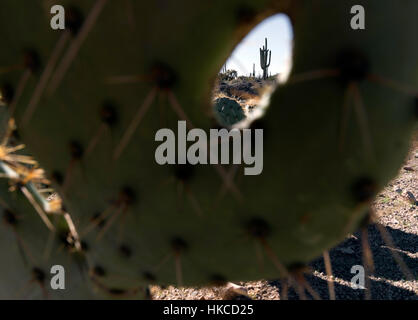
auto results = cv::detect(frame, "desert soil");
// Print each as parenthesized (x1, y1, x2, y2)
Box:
(150, 134, 418, 300)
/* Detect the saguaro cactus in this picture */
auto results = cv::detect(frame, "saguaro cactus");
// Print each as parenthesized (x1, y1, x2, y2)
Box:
(259, 37, 271, 80)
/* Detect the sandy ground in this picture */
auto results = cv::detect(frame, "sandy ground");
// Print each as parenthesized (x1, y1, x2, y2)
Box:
(151, 134, 418, 300)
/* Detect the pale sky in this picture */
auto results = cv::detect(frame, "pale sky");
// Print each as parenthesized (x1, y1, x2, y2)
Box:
(223, 13, 293, 77)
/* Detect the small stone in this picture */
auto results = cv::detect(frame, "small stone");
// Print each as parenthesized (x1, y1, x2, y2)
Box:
(222, 283, 250, 300)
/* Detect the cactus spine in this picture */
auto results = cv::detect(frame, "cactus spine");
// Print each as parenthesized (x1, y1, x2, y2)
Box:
(259, 37, 271, 80)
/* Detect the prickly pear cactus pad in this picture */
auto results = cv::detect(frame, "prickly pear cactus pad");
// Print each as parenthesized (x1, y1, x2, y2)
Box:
(214, 97, 246, 127)
(0, 0, 416, 298)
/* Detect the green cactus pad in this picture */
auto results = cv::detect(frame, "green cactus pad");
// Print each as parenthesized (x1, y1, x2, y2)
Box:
(0, 0, 416, 298)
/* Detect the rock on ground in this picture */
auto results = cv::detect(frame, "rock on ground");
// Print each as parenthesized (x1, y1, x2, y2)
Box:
(151, 135, 418, 300)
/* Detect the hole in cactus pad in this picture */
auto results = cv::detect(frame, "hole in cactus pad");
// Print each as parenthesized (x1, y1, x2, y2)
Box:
(212, 13, 293, 128)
